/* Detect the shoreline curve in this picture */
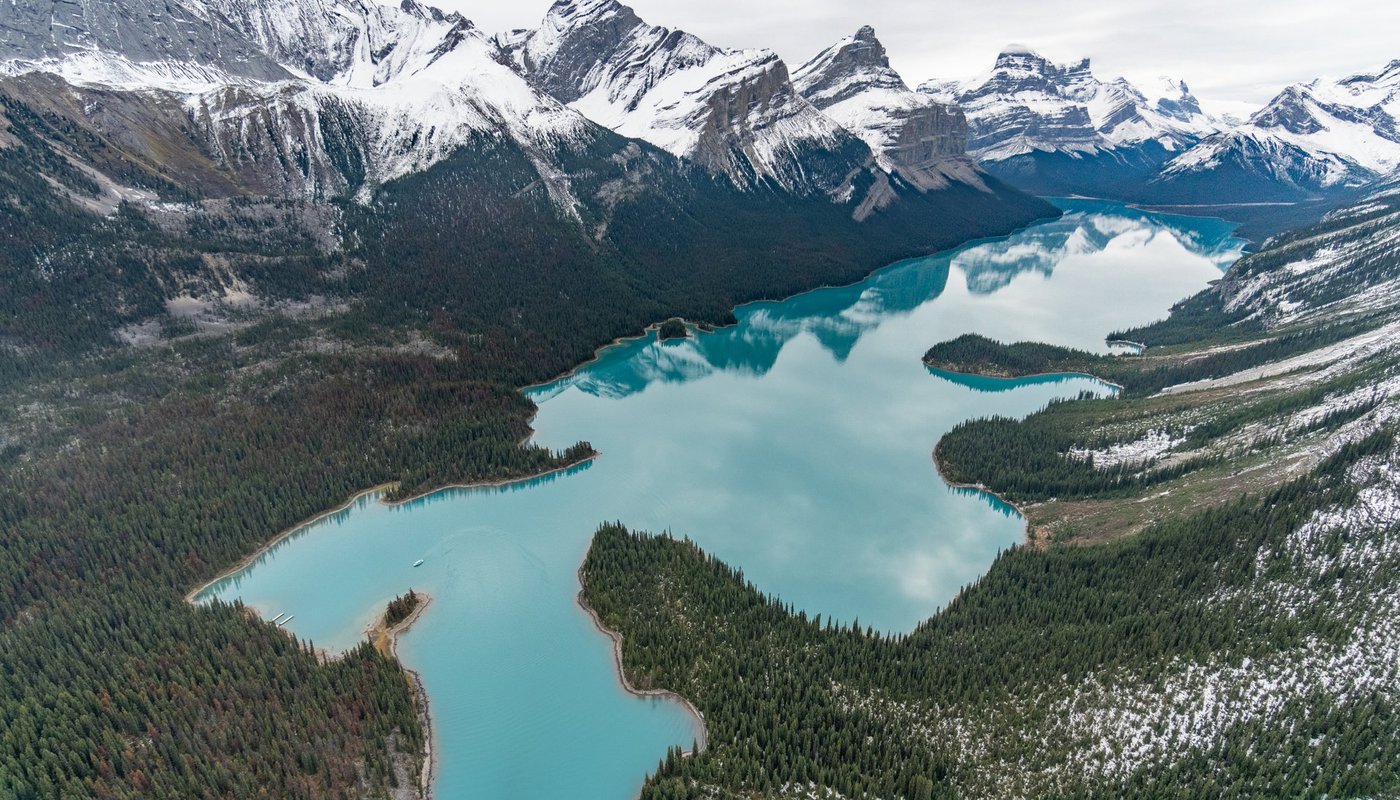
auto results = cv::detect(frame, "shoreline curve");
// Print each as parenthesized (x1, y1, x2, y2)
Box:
(185, 454, 599, 604)
(575, 566, 710, 758)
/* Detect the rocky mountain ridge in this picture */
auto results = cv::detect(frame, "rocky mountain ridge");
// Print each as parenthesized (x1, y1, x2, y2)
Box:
(496, 0, 877, 195)
(0, 0, 1016, 220)
(0, 0, 1053, 353)
(793, 25, 978, 192)
(11, 0, 1397, 231)
(909, 43, 1400, 213)
(1158, 59, 1400, 200)
(919, 45, 1217, 162)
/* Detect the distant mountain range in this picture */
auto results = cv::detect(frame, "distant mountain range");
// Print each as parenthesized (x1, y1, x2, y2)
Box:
(914, 46, 1218, 199)
(1158, 60, 1400, 203)
(0, 0, 1396, 260)
(0, 0, 1034, 226)
(0, 0, 1055, 353)
(911, 45, 1400, 212)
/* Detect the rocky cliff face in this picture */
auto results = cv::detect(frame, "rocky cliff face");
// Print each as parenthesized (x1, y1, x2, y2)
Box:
(0, 0, 1023, 221)
(499, 0, 872, 194)
(0, 0, 593, 202)
(206, 0, 474, 87)
(793, 26, 971, 190)
(906, 45, 1228, 200)
(0, 0, 293, 88)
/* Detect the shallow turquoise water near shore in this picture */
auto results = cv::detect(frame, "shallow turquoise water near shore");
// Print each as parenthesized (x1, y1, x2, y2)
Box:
(198, 200, 1243, 799)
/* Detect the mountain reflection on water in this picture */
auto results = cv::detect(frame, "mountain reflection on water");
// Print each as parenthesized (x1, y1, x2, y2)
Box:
(537, 200, 1242, 402)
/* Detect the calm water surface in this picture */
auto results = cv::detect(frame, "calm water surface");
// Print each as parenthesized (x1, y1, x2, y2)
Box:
(199, 200, 1243, 799)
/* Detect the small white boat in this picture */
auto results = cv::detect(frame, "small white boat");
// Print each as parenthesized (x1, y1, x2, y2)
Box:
(413, 559, 425, 568)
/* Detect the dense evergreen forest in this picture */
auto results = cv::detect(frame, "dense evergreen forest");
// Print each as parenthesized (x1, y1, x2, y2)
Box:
(657, 318, 689, 341)
(0, 78, 1055, 798)
(925, 311, 1386, 399)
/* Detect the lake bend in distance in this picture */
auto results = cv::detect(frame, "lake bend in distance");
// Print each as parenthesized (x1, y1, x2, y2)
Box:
(196, 199, 1245, 799)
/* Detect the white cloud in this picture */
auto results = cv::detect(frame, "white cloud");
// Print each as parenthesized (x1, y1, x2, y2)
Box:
(442, 0, 1400, 108)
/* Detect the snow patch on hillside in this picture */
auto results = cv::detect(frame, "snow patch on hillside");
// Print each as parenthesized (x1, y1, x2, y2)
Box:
(1067, 429, 1184, 470)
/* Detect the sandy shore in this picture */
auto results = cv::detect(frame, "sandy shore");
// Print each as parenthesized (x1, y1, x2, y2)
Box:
(575, 567, 710, 756)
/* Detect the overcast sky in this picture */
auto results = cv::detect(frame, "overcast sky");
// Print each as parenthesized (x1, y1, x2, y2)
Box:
(438, 0, 1400, 110)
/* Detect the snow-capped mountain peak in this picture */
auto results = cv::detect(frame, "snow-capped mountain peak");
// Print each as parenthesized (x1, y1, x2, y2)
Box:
(0, 0, 594, 202)
(793, 27, 970, 189)
(502, 0, 867, 193)
(920, 46, 1216, 162)
(793, 25, 909, 105)
(1160, 58, 1400, 196)
(1149, 76, 1207, 124)
(204, 0, 476, 88)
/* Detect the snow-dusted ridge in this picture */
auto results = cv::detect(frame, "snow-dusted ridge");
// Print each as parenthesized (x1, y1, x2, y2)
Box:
(919, 45, 1218, 163)
(0, 0, 293, 86)
(0, 0, 596, 199)
(1, 0, 1007, 206)
(792, 26, 977, 192)
(1160, 59, 1400, 194)
(499, 0, 869, 193)
(187, 28, 593, 197)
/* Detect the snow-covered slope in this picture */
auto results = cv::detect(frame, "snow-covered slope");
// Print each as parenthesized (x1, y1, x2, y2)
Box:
(185, 24, 591, 197)
(1158, 60, 1400, 198)
(1216, 177, 1400, 326)
(499, 0, 870, 193)
(0, 0, 592, 200)
(792, 26, 976, 191)
(920, 46, 1217, 163)
(0, 0, 1031, 222)
(0, 0, 293, 91)
(205, 0, 474, 87)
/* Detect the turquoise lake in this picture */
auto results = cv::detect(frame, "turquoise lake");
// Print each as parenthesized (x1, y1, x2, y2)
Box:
(197, 200, 1244, 799)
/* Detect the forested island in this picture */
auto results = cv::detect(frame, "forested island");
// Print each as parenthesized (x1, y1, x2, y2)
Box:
(385, 590, 423, 629)
(657, 318, 690, 341)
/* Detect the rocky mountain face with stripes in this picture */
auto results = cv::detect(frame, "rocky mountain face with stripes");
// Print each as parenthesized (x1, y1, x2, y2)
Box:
(496, 0, 871, 194)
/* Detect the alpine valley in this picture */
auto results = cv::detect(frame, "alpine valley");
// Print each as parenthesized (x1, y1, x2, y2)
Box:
(0, 0, 1398, 799)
